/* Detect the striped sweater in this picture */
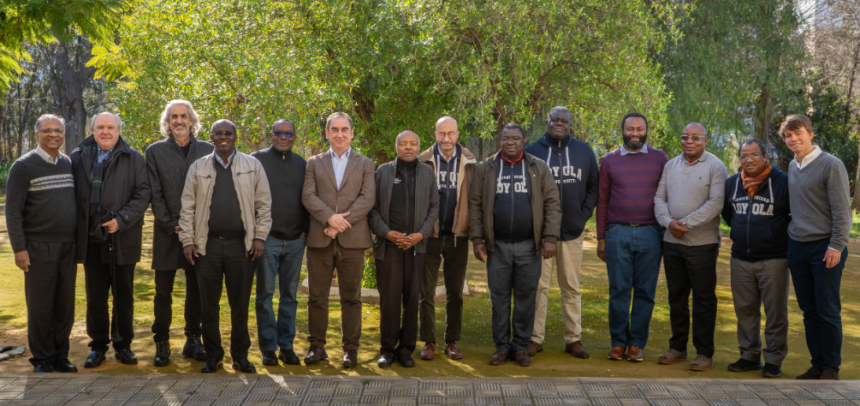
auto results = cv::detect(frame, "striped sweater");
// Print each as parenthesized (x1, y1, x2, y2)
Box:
(596, 147, 669, 240)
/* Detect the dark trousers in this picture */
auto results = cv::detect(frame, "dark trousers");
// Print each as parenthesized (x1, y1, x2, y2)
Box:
(787, 237, 846, 371)
(306, 240, 365, 351)
(151, 263, 202, 342)
(196, 237, 255, 360)
(662, 242, 719, 357)
(84, 243, 136, 352)
(419, 235, 468, 344)
(486, 240, 541, 352)
(25, 241, 76, 366)
(377, 242, 424, 355)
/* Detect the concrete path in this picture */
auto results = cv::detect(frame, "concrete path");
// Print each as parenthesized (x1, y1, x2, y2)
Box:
(0, 374, 858, 406)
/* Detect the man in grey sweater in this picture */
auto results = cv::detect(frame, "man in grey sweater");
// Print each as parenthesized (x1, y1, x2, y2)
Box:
(780, 115, 851, 381)
(654, 123, 727, 372)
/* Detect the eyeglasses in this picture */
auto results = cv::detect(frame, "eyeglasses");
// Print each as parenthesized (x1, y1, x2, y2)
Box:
(436, 131, 457, 139)
(39, 128, 64, 134)
(273, 131, 295, 138)
(212, 131, 234, 138)
(501, 136, 523, 143)
(739, 152, 764, 161)
(681, 135, 704, 142)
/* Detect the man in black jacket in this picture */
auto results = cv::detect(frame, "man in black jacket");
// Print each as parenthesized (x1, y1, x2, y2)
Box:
(146, 100, 214, 366)
(721, 139, 791, 378)
(250, 119, 309, 366)
(369, 131, 439, 368)
(71, 112, 151, 368)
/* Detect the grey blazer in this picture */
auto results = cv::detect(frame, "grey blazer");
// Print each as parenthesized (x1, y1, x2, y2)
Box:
(368, 158, 439, 260)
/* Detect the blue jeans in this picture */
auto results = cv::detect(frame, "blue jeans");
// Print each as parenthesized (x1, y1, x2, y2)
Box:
(605, 223, 663, 349)
(787, 237, 846, 371)
(255, 236, 306, 351)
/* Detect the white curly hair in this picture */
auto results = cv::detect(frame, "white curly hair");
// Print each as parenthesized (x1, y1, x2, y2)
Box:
(159, 99, 201, 138)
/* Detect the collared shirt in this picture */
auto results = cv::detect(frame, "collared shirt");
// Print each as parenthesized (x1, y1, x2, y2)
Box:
(435, 143, 458, 162)
(213, 149, 236, 169)
(795, 146, 822, 170)
(620, 144, 649, 156)
(35, 145, 59, 165)
(97, 146, 115, 164)
(330, 148, 351, 189)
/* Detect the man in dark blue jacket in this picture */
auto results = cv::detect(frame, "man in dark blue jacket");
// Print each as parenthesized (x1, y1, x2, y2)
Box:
(721, 139, 790, 378)
(523, 106, 599, 358)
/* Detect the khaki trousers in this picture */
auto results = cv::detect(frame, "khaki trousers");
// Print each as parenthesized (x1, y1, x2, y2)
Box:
(532, 235, 584, 345)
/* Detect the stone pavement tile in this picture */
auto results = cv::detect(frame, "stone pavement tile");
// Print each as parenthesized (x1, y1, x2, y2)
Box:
(303, 394, 332, 403)
(331, 396, 361, 403)
(5, 401, 39, 406)
(446, 398, 475, 405)
(269, 402, 301, 406)
(676, 401, 707, 406)
(562, 400, 591, 406)
(620, 400, 650, 406)
(592, 399, 623, 406)
(422, 383, 448, 390)
(559, 391, 587, 399)
(277, 387, 307, 397)
(762, 400, 797, 406)
(700, 394, 731, 400)
(735, 400, 767, 406)
(476, 396, 503, 404)
(476, 383, 502, 390)
(618, 391, 645, 399)
(822, 401, 857, 406)
(754, 392, 787, 400)
(504, 398, 532, 405)
(270, 396, 302, 404)
(648, 399, 682, 406)
(422, 390, 447, 397)
(420, 396, 447, 404)
(502, 390, 530, 398)
(15, 391, 53, 400)
(814, 394, 847, 401)
(359, 394, 389, 404)
(792, 401, 826, 406)
(389, 396, 419, 404)
(393, 389, 419, 397)
(534, 398, 563, 406)
(365, 382, 392, 389)
(727, 392, 759, 400)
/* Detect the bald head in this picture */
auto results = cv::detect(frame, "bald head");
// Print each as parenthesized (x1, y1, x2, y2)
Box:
(395, 131, 420, 162)
(683, 122, 707, 134)
(434, 116, 459, 156)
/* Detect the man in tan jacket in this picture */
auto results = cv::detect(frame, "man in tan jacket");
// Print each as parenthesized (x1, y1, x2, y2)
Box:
(301, 112, 376, 368)
(417, 116, 476, 361)
(179, 119, 272, 374)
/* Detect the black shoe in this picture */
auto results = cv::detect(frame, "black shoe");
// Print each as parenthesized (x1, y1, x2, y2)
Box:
(115, 348, 138, 365)
(84, 350, 106, 368)
(397, 351, 416, 368)
(278, 349, 300, 365)
(727, 358, 762, 372)
(182, 333, 208, 361)
(762, 363, 782, 378)
(377, 353, 396, 368)
(53, 359, 77, 373)
(153, 340, 171, 367)
(261, 351, 278, 366)
(232, 358, 257, 373)
(33, 363, 53, 373)
(201, 358, 223, 373)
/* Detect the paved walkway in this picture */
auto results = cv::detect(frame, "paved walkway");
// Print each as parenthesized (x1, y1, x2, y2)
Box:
(0, 374, 858, 406)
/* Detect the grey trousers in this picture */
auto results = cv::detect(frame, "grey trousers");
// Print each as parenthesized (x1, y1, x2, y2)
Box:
(487, 240, 542, 352)
(730, 257, 790, 366)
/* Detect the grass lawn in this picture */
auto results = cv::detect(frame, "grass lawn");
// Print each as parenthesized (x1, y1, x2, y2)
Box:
(0, 198, 859, 380)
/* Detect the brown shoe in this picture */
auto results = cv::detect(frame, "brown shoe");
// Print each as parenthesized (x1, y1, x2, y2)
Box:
(689, 354, 713, 371)
(658, 349, 687, 364)
(607, 346, 625, 360)
(444, 342, 463, 360)
(796, 366, 821, 379)
(420, 342, 435, 361)
(627, 346, 643, 362)
(527, 341, 543, 357)
(565, 341, 589, 359)
(512, 350, 530, 366)
(341, 349, 357, 368)
(819, 369, 840, 380)
(489, 349, 509, 366)
(303, 345, 328, 365)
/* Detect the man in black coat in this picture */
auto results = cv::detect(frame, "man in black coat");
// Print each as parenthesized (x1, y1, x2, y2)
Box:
(145, 100, 214, 366)
(71, 112, 151, 368)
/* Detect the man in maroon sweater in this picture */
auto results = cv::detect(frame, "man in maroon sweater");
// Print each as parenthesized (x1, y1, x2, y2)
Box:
(596, 113, 668, 362)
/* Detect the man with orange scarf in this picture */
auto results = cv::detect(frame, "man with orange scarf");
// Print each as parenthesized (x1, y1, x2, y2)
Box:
(721, 139, 791, 378)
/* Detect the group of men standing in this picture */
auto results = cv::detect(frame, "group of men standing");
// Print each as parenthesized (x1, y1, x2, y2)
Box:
(5, 100, 850, 380)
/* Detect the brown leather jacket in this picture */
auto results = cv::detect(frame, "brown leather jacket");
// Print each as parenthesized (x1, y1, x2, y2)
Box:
(417, 143, 476, 241)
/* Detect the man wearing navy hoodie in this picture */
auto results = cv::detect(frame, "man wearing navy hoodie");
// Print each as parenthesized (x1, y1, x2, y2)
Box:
(721, 139, 790, 379)
(524, 106, 599, 358)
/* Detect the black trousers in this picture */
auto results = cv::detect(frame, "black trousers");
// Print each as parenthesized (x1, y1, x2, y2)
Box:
(486, 240, 541, 352)
(663, 241, 719, 357)
(377, 242, 424, 355)
(419, 235, 469, 344)
(84, 243, 137, 352)
(151, 264, 202, 342)
(196, 237, 255, 360)
(25, 241, 76, 366)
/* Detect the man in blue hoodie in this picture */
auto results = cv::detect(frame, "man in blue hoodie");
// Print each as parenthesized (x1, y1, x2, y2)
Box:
(524, 106, 599, 358)
(721, 139, 790, 379)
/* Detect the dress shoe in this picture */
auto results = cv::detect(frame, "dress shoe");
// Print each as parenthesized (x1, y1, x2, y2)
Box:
(279, 349, 300, 365)
(232, 358, 257, 373)
(153, 340, 171, 367)
(627, 346, 643, 362)
(397, 351, 415, 368)
(182, 333, 208, 361)
(260, 350, 278, 366)
(527, 341, 543, 357)
(53, 359, 77, 373)
(607, 346, 625, 360)
(342, 349, 358, 368)
(201, 358, 223, 373)
(33, 363, 53, 373)
(512, 350, 530, 367)
(727, 358, 762, 372)
(658, 349, 687, 364)
(420, 342, 436, 360)
(820, 369, 840, 380)
(762, 363, 782, 378)
(565, 341, 589, 358)
(689, 354, 713, 371)
(444, 342, 463, 360)
(115, 348, 138, 365)
(304, 345, 328, 365)
(84, 350, 107, 368)
(377, 352, 396, 368)
(489, 349, 509, 366)
(796, 366, 821, 379)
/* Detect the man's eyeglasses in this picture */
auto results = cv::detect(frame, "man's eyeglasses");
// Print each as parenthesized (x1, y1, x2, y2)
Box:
(273, 132, 295, 138)
(39, 128, 64, 135)
(681, 135, 704, 142)
(740, 153, 764, 161)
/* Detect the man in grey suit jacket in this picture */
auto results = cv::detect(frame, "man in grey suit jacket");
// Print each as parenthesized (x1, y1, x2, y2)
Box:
(301, 112, 376, 368)
(369, 131, 439, 368)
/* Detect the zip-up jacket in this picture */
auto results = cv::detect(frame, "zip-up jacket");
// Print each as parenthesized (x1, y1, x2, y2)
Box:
(721, 164, 791, 261)
(418, 143, 476, 240)
(524, 133, 599, 241)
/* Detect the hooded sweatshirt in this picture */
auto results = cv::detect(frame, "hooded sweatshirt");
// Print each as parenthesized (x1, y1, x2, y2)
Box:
(524, 133, 599, 241)
(721, 164, 791, 261)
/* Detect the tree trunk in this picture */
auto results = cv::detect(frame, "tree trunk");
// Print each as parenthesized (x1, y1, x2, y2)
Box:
(53, 40, 96, 152)
(753, 86, 772, 143)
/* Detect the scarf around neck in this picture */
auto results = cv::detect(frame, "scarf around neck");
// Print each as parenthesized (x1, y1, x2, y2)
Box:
(741, 165, 772, 198)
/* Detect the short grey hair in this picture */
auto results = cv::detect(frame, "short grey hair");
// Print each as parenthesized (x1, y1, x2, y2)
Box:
(326, 112, 352, 130)
(34, 114, 65, 133)
(89, 112, 123, 133)
(159, 99, 201, 137)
